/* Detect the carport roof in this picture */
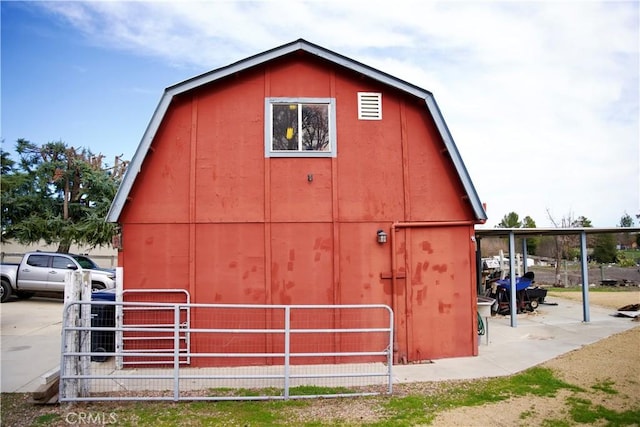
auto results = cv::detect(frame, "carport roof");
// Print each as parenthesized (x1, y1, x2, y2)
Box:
(475, 227, 640, 237)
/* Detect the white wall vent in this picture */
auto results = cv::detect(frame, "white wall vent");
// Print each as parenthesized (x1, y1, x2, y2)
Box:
(358, 92, 382, 120)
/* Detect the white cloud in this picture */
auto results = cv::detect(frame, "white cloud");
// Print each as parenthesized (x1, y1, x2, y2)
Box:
(36, 0, 639, 227)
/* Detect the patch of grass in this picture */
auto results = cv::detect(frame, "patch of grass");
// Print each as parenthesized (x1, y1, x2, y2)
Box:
(33, 413, 61, 425)
(203, 385, 355, 398)
(289, 385, 355, 396)
(519, 405, 539, 421)
(567, 396, 640, 426)
(618, 249, 640, 265)
(205, 386, 281, 397)
(117, 400, 294, 426)
(499, 367, 583, 397)
(188, 400, 216, 411)
(1, 393, 60, 426)
(591, 379, 619, 395)
(212, 400, 287, 425)
(232, 387, 282, 397)
(127, 403, 190, 426)
(378, 367, 581, 426)
(520, 409, 534, 420)
(379, 395, 433, 426)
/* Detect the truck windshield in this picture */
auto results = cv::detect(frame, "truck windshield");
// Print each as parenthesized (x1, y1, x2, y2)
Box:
(72, 256, 98, 270)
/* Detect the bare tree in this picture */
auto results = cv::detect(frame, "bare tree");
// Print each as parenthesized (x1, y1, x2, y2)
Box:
(546, 209, 594, 285)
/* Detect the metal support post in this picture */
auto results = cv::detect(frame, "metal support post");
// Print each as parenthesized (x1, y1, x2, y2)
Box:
(508, 232, 517, 327)
(475, 236, 483, 294)
(173, 306, 181, 401)
(522, 238, 528, 274)
(284, 306, 291, 400)
(115, 267, 124, 370)
(580, 231, 591, 322)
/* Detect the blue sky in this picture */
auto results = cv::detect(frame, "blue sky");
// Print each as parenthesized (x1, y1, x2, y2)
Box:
(1, 1, 638, 228)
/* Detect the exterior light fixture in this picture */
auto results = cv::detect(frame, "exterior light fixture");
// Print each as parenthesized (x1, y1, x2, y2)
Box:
(376, 229, 388, 244)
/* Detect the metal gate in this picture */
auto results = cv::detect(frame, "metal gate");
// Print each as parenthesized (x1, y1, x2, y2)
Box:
(118, 289, 191, 368)
(60, 301, 393, 402)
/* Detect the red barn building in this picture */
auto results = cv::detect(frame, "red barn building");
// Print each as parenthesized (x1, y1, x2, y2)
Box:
(107, 39, 487, 364)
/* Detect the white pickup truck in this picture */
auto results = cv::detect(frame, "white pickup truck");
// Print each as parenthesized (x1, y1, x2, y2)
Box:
(0, 252, 116, 303)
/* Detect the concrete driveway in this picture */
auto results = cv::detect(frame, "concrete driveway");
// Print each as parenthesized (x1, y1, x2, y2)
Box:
(1, 296, 65, 392)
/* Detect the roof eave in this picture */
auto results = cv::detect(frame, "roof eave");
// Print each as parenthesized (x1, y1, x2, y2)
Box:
(423, 96, 487, 222)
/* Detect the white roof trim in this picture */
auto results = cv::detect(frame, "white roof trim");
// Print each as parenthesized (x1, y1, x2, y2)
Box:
(107, 39, 487, 222)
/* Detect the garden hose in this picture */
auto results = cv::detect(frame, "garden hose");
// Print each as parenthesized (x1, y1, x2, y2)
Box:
(477, 312, 485, 336)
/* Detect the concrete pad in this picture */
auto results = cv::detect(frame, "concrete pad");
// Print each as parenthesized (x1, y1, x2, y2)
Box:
(393, 296, 639, 383)
(1, 297, 64, 392)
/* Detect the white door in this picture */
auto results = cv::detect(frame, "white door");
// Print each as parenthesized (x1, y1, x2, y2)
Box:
(48, 255, 77, 291)
(17, 254, 51, 291)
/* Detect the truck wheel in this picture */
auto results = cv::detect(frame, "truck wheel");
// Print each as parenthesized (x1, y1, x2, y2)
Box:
(91, 283, 105, 292)
(91, 347, 108, 362)
(1, 279, 12, 303)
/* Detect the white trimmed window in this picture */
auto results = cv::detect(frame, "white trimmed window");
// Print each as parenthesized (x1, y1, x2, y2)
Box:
(265, 98, 336, 157)
(358, 92, 382, 120)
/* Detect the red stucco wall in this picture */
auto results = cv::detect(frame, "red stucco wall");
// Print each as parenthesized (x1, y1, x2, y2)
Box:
(118, 53, 479, 365)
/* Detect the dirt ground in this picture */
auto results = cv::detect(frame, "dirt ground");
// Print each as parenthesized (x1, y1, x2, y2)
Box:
(529, 265, 640, 287)
(431, 290, 640, 426)
(545, 289, 640, 309)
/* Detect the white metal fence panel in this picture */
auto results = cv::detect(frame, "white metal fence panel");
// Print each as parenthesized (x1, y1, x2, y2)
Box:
(119, 289, 191, 368)
(60, 301, 393, 402)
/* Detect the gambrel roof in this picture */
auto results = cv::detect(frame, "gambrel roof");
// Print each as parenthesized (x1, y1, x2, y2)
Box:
(107, 39, 487, 222)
